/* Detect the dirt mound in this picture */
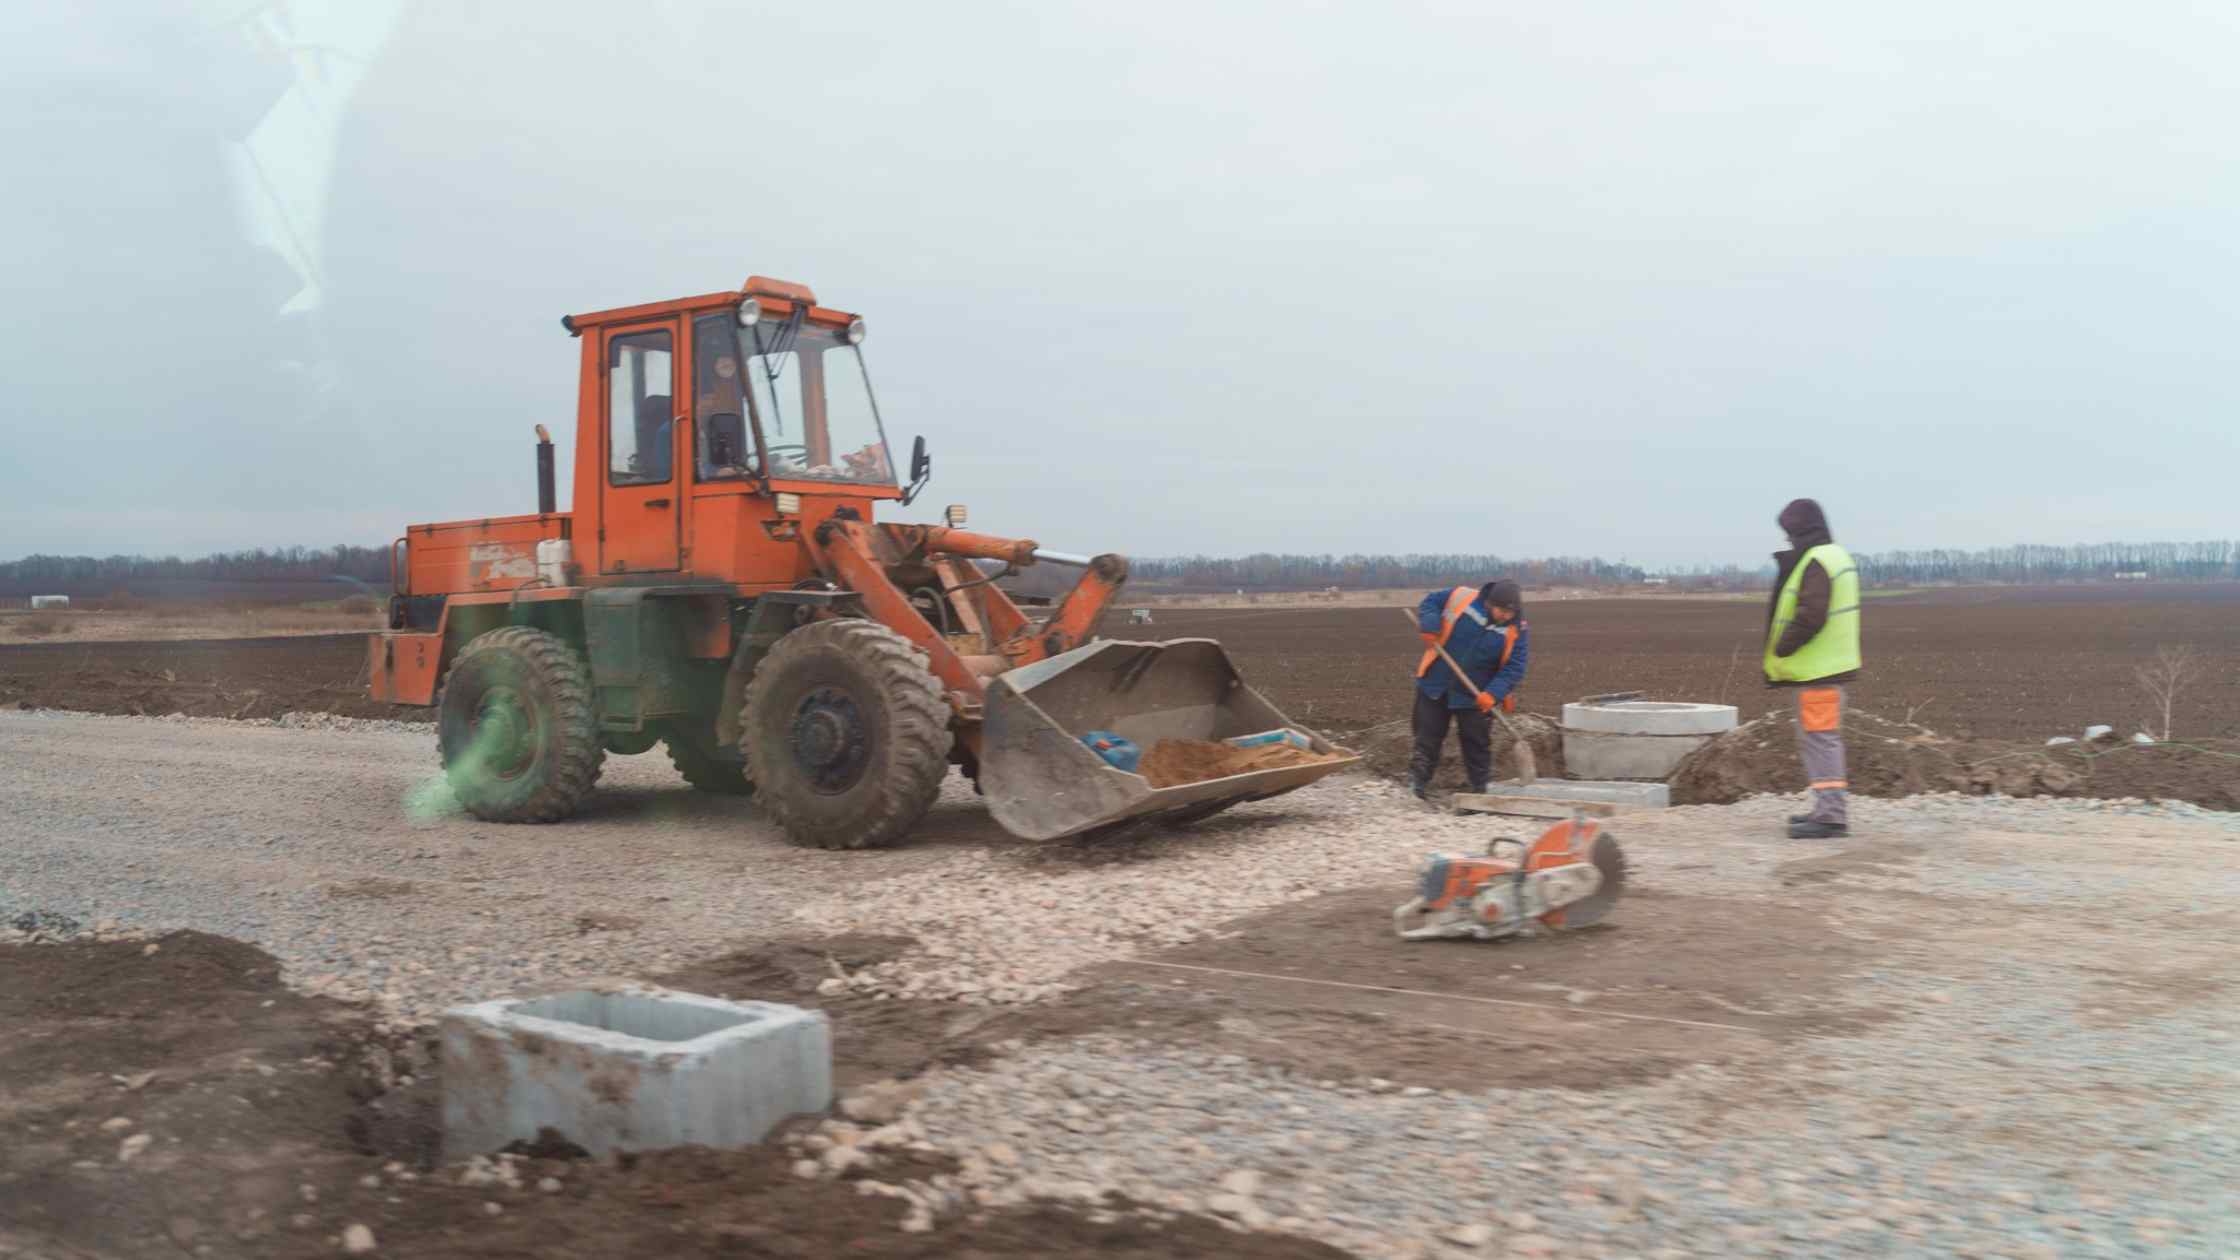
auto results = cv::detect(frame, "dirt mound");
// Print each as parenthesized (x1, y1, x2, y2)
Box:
(1, 931, 1351, 1260)
(2042, 739, 2240, 811)
(1137, 739, 1341, 788)
(0, 931, 392, 1256)
(1344, 711, 1564, 789)
(1671, 710, 1972, 804)
(1671, 709, 2240, 810)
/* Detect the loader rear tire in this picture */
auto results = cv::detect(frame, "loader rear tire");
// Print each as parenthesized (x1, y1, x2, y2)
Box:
(740, 619, 951, 850)
(436, 627, 604, 823)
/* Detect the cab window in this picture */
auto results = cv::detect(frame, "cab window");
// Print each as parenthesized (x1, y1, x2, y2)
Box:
(744, 325, 893, 485)
(692, 315, 757, 481)
(608, 331, 674, 486)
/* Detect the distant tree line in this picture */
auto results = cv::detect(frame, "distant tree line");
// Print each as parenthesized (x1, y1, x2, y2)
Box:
(1850, 540, 2237, 585)
(1127, 540, 2238, 593)
(1128, 553, 1648, 592)
(0, 546, 391, 595)
(4, 537, 2233, 598)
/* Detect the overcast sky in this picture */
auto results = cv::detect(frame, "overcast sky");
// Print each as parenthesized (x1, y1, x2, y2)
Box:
(4, 1, 2237, 569)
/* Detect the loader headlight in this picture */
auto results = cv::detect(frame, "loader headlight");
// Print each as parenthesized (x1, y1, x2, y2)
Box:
(943, 504, 968, 528)
(776, 492, 802, 516)
(737, 297, 762, 328)
(845, 317, 867, 345)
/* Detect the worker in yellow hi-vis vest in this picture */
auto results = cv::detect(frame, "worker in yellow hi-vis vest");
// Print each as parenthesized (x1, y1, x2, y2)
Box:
(1763, 499, 1862, 839)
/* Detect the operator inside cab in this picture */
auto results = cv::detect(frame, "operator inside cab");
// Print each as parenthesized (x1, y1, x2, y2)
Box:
(692, 319, 755, 479)
(1409, 578, 1529, 798)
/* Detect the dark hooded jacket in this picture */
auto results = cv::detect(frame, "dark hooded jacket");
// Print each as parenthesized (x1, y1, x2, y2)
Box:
(1415, 580, 1529, 709)
(1764, 498, 1859, 686)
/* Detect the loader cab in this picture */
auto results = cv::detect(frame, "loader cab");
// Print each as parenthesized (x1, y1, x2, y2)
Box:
(565, 277, 910, 585)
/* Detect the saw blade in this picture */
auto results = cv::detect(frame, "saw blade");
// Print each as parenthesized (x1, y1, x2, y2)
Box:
(1555, 831, 1627, 928)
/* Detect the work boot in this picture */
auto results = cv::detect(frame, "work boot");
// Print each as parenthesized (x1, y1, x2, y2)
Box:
(1410, 782, 1431, 801)
(1787, 819, 1849, 840)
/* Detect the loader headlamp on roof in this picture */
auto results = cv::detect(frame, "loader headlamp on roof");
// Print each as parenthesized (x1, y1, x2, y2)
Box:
(736, 297, 762, 328)
(845, 317, 867, 345)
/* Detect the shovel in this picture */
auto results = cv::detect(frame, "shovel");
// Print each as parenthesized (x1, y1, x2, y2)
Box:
(1400, 608, 1538, 785)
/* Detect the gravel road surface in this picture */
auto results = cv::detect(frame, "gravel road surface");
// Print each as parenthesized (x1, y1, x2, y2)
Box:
(4, 709, 2236, 1258)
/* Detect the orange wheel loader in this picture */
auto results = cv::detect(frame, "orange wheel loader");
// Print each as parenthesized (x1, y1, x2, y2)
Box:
(368, 277, 1357, 848)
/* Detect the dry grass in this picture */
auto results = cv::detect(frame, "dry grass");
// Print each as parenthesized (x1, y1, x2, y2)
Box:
(0, 600, 385, 646)
(13, 612, 73, 638)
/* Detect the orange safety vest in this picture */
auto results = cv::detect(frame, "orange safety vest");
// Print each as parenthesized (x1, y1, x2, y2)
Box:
(1415, 586, 1521, 712)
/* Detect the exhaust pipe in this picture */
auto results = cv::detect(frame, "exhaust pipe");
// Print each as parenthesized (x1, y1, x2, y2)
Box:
(535, 424, 556, 515)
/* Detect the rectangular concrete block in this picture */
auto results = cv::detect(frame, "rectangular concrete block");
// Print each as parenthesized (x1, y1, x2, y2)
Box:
(1453, 779, 1669, 818)
(440, 983, 832, 1160)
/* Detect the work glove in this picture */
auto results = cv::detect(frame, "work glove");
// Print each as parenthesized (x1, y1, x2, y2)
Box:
(1475, 691, 1497, 715)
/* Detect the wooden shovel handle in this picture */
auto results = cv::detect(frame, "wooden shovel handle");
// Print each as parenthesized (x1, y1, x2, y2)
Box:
(1399, 607, 1484, 699)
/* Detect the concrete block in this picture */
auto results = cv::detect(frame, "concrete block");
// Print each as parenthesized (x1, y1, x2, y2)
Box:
(1454, 779, 1669, 818)
(1560, 700, 1738, 736)
(440, 984, 831, 1159)
(1560, 699, 1737, 781)
(1563, 730, 1714, 780)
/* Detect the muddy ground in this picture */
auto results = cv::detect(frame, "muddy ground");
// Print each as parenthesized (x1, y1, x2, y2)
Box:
(0, 931, 1351, 1260)
(2, 584, 2234, 803)
(1, 827, 1916, 1260)
(3, 893, 1884, 1260)
(7, 702, 2236, 1258)
(4, 911, 1854, 1259)
(0, 634, 414, 722)
(1170, 582, 2240, 743)
(6, 584, 2233, 737)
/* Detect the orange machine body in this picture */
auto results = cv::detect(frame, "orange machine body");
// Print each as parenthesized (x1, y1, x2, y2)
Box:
(369, 276, 1127, 765)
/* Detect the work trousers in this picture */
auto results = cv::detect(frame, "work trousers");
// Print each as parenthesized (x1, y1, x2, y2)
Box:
(1795, 684, 1848, 824)
(1409, 690, 1492, 791)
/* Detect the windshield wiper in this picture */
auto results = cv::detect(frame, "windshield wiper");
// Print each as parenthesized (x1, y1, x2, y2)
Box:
(749, 306, 806, 436)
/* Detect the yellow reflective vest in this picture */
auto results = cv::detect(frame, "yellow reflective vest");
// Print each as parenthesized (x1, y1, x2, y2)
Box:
(1763, 543, 1861, 683)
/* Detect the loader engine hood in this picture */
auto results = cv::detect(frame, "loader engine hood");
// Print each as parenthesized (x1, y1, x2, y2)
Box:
(979, 638, 1360, 841)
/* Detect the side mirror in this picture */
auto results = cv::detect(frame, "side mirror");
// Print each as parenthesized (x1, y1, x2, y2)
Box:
(901, 435, 932, 506)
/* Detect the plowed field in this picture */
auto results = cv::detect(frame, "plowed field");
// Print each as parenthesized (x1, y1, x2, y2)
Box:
(3, 584, 2235, 745)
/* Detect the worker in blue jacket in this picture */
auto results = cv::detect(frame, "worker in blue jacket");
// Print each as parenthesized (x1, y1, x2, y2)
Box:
(1410, 578, 1529, 796)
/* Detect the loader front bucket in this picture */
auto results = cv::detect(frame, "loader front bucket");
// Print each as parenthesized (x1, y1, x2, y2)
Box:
(979, 638, 1360, 841)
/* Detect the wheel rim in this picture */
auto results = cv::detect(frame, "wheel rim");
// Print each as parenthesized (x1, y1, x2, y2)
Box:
(469, 684, 538, 780)
(788, 686, 871, 794)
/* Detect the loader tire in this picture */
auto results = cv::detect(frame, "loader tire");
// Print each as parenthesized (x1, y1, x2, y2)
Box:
(740, 619, 951, 850)
(666, 732, 753, 796)
(436, 627, 604, 823)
